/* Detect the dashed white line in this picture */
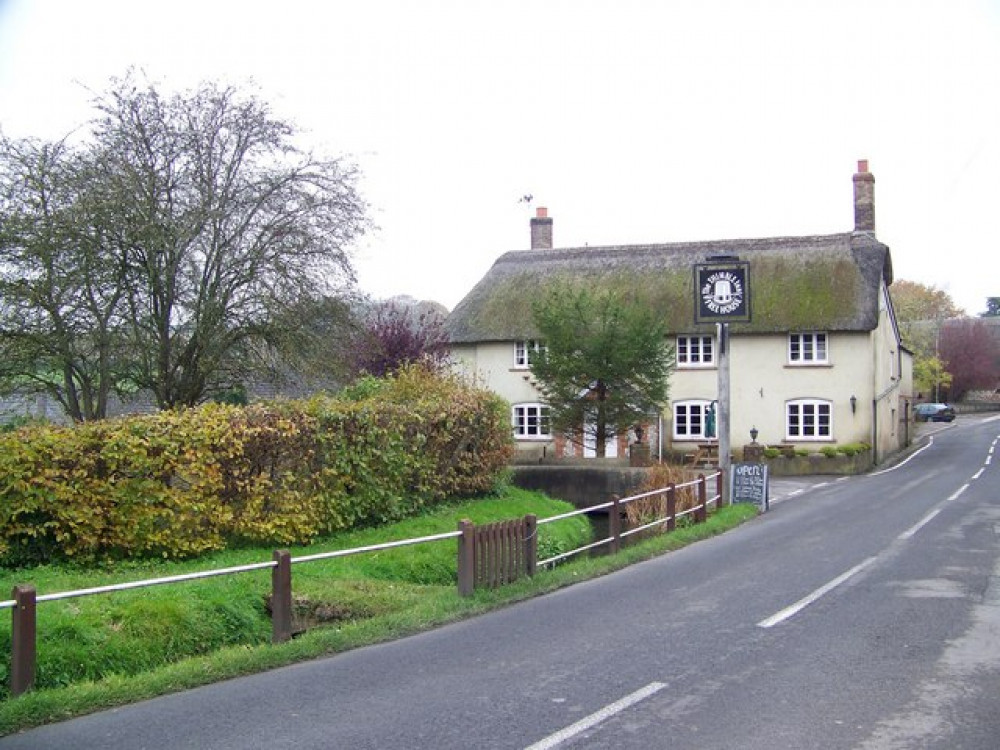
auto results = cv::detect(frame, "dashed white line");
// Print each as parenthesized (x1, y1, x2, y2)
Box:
(757, 557, 878, 629)
(899, 510, 941, 540)
(946, 484, 969, 503)
(524, 682, 667, 750)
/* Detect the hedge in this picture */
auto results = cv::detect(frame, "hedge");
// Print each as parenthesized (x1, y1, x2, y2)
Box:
(0, 366, 514, 566)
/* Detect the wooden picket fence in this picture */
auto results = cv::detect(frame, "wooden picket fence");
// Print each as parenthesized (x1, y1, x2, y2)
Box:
(457, 515, 537, 596)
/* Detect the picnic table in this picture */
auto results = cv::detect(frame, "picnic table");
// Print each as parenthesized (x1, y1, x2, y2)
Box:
(684, 442, 723, 466)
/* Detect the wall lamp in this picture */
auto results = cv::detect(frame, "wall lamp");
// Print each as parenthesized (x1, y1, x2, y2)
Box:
(850, 395, 857, 414)
(750, 426, 759, 443)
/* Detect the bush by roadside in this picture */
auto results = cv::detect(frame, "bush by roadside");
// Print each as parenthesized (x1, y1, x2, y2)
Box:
(0, 366, 514, 566)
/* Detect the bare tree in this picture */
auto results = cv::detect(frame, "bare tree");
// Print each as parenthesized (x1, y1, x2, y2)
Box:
(0, 73, 370, 418)
(0, 137, 129, 420)
(92, 74, 369, 408)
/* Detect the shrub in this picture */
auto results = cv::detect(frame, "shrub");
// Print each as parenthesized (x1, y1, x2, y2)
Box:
(836, 442, 870, 457)
(0, 366, 514, 566)
(820, 446, 839, 458)
(624, 463, 699, 527)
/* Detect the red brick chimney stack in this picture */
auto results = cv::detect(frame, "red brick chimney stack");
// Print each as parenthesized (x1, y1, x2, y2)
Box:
(853, 159, 875, 233)
(530, 206, 553, 249)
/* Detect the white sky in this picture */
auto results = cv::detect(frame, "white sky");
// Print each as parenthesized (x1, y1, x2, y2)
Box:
(1, 0, 997, 314)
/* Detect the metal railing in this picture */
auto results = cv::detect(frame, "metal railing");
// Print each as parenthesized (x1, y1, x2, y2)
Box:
(3, 471, 722, 698)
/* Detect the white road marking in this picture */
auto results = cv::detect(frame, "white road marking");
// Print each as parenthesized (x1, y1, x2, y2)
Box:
(524, 682, 667, 750)
(757, 557, 878, 629)
(945, 484, 969, 503)
(869, 437, 935, 476)
(899, 510, 941, 540)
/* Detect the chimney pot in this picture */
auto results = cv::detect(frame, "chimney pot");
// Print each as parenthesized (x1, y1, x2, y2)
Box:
(536, 206, 548, 218)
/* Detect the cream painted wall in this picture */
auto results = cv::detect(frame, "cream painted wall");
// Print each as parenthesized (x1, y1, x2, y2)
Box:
(668, 331, 875, 452)
(451, 342, 556, 455)
(452, 304, 912, 461)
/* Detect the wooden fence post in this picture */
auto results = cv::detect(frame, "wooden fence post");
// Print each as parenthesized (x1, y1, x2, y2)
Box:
(11, 585, 36, 697)
(609, 495, 622, 554)
(271, 550, 292, 644)
(457, 520, 475, 597)
(717, 468, 727, 509)
(666, 484, 677, 532)
(524, 514, 537, 578)
(697, 475, 708, 523)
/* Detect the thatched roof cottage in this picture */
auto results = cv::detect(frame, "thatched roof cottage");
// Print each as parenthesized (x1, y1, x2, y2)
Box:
(446, 162, 912, 466)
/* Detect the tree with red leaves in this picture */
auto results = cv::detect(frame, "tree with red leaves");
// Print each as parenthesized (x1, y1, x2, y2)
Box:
(351, 301, 450, 378)
(938, 318, 1000, 400)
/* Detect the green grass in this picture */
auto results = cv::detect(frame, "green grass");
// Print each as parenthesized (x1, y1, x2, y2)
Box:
(0, 490, 756, 735)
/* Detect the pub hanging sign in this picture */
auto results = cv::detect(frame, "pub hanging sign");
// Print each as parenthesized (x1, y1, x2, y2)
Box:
(694, 260, 751, 323)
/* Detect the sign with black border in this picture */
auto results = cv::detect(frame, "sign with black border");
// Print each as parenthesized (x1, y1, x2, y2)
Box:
(694, 261, 751, 323)
(730, 462, 769, 510)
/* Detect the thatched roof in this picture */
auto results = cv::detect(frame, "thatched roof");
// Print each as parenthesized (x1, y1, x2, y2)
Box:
(446, 232, 892, 344)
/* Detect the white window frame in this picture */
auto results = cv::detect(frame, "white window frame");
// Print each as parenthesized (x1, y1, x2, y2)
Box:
(512, 403, 551, 439)
(788, 332, 829, 365)
(676, 335, 715, 368)
(514, 340, 545, 369)
(786, 399, 832, 440)
(673, 399, 712, 440)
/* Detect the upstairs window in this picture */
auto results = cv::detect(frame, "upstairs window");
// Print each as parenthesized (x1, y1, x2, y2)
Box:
(677, 335, 715, 368)
(786, 399, 832, 440)
(788, 332, 828, 364)
(513, 403, 551, 438)
(515, 340, 546, 369)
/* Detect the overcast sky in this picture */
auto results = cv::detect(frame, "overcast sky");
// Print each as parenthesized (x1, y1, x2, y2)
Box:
(1, 0, 997, 314)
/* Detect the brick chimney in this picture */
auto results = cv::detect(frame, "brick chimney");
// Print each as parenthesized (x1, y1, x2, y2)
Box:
(530, 206, 553, 249)
(853, 159, 875, 233)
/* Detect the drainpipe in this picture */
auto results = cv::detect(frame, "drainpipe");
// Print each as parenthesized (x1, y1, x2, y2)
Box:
(872, 399, 878, 465)
(657, 411, 663, 463)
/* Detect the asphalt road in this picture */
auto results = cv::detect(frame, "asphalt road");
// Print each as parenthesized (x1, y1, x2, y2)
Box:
(3, 415, 999, 749)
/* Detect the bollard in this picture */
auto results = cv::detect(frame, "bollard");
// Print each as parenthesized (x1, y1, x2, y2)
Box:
(11, 585, 36, 697)
(271, 550, 292, 644)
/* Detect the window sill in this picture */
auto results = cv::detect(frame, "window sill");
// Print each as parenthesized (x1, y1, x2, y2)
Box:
(784, 363, 833, 368)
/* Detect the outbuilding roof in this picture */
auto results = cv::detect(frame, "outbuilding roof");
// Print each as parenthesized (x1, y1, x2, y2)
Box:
(446, 231, 893, 344)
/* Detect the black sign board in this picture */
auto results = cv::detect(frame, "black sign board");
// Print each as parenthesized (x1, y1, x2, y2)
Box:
(730, 462, 769, 510)
(694, 261, 751, 323)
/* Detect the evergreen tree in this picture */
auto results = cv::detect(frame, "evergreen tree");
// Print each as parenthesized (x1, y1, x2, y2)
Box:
(530, 284, 673, 457)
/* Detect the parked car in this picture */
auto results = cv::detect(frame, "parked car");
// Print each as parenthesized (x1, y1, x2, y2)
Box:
(914, 403, 956, 422)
